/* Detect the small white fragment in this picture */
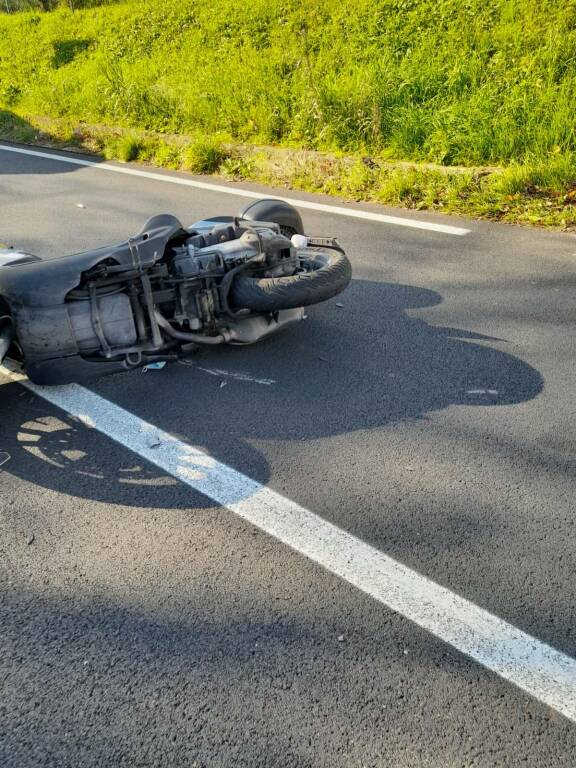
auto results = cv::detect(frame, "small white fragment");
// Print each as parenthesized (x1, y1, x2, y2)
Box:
(75, 203, 86, 209)
(220, 380, 227, 388)
(337, 635, 345, 642)
(335, 302, 345, 308)
(466, 389, 499, 395)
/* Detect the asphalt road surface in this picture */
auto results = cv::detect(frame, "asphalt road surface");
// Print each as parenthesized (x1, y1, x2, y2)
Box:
(1, 143, 576, 768)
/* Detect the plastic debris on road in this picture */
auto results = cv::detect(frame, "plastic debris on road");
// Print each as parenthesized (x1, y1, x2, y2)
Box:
(142, 362, 167, 373)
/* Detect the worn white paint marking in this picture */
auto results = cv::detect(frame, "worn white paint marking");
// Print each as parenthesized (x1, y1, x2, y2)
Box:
(179, 360, 276, 386)
(466, 389, 499, 395)
(0, 144, 471, 237)
(2, 367, 576, 722)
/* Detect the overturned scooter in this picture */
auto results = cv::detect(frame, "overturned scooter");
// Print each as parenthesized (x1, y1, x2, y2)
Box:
(0, 199, 351, 385)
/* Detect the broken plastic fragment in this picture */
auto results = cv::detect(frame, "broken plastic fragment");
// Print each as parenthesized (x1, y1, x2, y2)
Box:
(142, 361, 167, 373)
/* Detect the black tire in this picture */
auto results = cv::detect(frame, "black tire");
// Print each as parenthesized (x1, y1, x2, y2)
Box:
(230, 247, 352, 312)
(0, 298, 13, 364)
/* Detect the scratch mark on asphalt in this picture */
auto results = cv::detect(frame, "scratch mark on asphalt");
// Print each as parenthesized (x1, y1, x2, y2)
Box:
(179, 361, 276, 386)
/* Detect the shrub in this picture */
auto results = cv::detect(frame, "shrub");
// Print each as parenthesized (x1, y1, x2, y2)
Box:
(182, 138, 229, 174)
(103, 133, 142, 161)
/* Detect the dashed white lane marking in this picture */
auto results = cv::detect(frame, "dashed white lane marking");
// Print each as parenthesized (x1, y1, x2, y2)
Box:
(179, 360, 276, 385)
(0, 144, 471, 237)
(2, 366, 576, 722)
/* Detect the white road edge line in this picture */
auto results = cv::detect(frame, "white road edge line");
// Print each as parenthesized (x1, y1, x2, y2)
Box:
(0, 143, 471, 237)
(2, 367, 575, 723)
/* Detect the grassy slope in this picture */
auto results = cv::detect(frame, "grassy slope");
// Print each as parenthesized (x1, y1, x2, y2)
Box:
(1, 0, 576, 227)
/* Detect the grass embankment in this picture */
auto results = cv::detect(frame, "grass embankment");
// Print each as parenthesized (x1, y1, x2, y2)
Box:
(1, 0, 576, 228)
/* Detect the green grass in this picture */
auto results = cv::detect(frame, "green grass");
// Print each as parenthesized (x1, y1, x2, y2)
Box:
(2, 111, 574, 228)
(1, 0, 575, 228)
